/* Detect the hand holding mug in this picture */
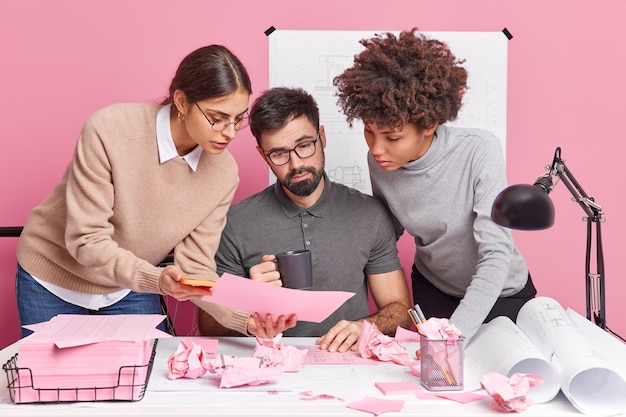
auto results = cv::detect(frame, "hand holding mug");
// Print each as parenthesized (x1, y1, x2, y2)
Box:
(249, 255, 282, 286)
(274, 249, 313, 289)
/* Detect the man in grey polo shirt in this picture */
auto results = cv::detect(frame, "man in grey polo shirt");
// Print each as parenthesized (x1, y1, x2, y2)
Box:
(198, 87, 411, 353)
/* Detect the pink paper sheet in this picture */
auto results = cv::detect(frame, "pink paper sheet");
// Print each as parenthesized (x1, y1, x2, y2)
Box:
(295, 345, 381, 365)
(202, 273, 355, 323)
(22, 314, 170, 347)
(14, 315, 164, 403)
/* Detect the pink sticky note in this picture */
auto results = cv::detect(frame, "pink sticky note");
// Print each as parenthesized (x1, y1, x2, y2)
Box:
(347, 396, 405, 416)
(375, 381, 423, 395)
(203, 273, 354, 323)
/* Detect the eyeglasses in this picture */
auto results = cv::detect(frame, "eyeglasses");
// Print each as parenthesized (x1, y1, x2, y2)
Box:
(264, 135, 319, 166)
(195, 102, 249, 132)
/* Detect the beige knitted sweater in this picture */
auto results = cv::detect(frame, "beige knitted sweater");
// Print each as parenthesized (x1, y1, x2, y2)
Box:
(17, 103, 249, 334)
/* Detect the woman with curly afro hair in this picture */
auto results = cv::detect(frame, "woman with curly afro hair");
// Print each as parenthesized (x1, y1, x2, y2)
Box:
(334, 29, 536, 342)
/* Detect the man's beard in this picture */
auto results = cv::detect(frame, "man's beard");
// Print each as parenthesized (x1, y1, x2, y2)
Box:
(282, 167, 323, 197)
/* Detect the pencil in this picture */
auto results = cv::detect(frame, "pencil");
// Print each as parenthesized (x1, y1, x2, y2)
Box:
(413, 304, 456, 386)
(414, 304, 427, 323)
(442, 368, 457, 385)
(407, 309, 421, 329)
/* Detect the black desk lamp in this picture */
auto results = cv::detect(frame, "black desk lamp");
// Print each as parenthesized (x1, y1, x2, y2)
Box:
(491, 147, 606, 330)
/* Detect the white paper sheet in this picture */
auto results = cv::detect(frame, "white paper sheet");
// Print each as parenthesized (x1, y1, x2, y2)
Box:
(517, 297, 626, 415)
(269, 30, 508, 194)
(465, 297, 626, 415)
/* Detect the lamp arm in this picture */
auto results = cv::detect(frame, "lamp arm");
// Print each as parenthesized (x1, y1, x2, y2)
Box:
(546, 147, 606, 329)
(550, 147, 604, 221)
(0, 227, 23, 237)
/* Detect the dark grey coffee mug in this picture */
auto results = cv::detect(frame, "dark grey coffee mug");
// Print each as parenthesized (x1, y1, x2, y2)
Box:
(275, 249, 313, 289)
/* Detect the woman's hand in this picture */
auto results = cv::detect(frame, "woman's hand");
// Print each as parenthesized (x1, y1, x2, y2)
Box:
(157, 264, 213, 301)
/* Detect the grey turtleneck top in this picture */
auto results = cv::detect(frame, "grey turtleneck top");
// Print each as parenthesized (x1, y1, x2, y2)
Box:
(368, 124, 528, 340)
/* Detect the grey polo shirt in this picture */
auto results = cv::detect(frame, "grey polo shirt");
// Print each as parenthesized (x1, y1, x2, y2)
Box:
(215, 173, 402, 336)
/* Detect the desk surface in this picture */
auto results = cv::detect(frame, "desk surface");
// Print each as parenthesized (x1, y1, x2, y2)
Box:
(0, 337, 604, 416)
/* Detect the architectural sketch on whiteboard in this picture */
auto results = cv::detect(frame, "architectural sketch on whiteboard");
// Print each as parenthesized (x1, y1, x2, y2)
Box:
(269, 30, 508, 195)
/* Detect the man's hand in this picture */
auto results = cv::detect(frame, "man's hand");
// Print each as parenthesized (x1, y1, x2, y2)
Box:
(315, 320, 364, 353)
(248, 255, 282, 286)
(247, 313, 297, 339)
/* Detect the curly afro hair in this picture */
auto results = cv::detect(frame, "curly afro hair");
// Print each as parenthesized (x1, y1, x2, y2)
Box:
(333, 29, 467, 131)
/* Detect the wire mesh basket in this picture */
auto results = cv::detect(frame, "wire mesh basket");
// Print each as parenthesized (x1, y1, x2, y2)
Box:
(2, 339, 158, 403)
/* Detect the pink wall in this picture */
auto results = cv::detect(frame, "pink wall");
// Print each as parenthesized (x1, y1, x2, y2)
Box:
(2, 0, 625, 348)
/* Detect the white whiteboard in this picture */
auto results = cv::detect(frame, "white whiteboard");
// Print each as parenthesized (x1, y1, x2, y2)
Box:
(269, 30, 508, 195)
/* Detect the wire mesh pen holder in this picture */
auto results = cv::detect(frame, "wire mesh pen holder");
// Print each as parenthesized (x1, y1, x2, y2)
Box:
(420, 335, 464, 391)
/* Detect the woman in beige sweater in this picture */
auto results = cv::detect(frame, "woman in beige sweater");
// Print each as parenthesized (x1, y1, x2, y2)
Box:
(16, 45, 294, 338)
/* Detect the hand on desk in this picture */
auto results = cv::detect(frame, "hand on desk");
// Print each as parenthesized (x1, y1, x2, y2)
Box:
(316, 319, 363, 353)
(247, 312, 298, 339)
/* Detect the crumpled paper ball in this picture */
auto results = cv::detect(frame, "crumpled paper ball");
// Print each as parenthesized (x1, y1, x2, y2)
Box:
(208, 355, 284, 388)
(358, 320, 409, 365)
(167, 340, 212, 380)
(417, 317, 462, 340)
(202, 334, 308, 388)
(480, 372, 544, 412)
(253, 333, 308, 372)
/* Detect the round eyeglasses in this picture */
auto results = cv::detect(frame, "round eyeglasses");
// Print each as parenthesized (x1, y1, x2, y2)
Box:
(195, 102, 249, 132)
(263, 135, 319, 166)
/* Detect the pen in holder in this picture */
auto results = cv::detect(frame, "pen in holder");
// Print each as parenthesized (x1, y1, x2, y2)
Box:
(420, 334, 464, 391)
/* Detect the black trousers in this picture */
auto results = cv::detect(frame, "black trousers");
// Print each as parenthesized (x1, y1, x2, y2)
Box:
(411, 264, 537, 324)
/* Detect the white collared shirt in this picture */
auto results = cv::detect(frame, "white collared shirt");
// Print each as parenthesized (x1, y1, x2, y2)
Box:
(157, 104, 202, 171)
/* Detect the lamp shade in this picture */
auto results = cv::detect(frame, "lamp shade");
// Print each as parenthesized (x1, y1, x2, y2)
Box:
(491, 184, 555, 230)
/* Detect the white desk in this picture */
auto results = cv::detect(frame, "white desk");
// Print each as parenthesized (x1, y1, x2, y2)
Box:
(0, 337, 601, 416)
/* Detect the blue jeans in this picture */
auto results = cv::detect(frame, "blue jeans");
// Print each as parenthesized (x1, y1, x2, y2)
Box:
(16, 263, 165, 337)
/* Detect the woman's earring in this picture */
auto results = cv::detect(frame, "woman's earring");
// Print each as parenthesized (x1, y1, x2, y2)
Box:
(177, 111, 185, 123)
